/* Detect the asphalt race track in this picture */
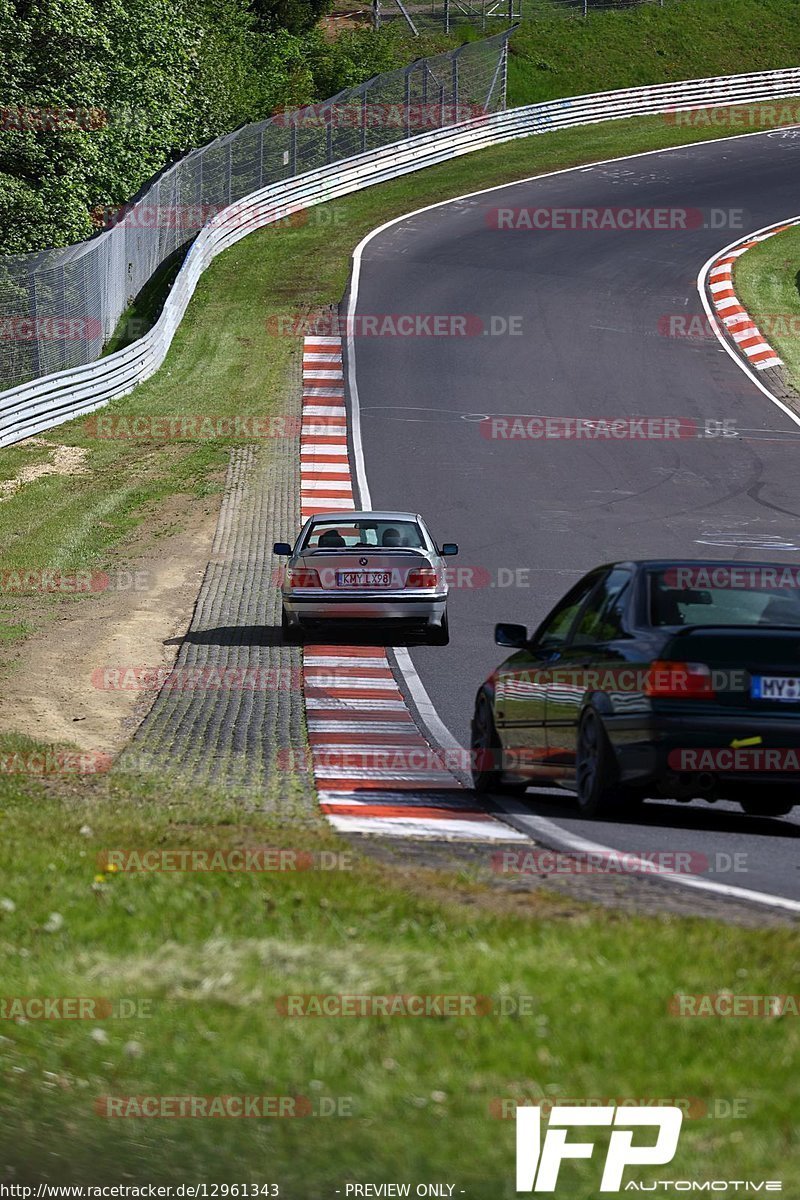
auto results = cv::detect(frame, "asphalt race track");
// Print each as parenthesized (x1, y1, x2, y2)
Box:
(347, 128, 800, 906)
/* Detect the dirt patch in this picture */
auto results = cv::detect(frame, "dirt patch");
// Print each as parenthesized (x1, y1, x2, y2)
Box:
(0, 489, 220, 756)
(0, 439, 90, 501)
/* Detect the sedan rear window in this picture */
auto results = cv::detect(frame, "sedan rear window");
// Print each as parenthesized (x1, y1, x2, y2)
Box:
(303, 520, 425, 550)
(649, 566, 800, 628)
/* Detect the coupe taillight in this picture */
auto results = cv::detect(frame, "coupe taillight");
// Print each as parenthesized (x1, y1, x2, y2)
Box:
(644, 660, 715, 699)
(288, 568, 321, 587)
(407, 568, 439, 588)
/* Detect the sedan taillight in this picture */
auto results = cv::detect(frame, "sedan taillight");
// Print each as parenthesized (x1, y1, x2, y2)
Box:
(288, 568, 321, 587)
(407, 568, 439, 588)
(644, 661, 715, 699)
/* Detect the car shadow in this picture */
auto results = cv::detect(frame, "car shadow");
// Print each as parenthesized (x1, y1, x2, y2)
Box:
(163, 625, 285, 647)
(163, 624, 434, 649)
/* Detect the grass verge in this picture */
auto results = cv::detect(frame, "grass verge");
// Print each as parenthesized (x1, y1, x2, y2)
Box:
(734, 223, 800, 391)
(0, 752, 798, 1186)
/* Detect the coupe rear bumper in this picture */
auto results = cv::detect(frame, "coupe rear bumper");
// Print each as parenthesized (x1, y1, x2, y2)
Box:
(606, 713, 800, 785)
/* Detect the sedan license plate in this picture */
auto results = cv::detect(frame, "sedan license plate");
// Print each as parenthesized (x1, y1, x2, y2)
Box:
(336, 571, 391, 588)
(750, 674, 800, 702)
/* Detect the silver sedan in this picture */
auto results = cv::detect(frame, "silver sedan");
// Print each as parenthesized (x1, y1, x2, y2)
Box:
(273, 510, 458, 644)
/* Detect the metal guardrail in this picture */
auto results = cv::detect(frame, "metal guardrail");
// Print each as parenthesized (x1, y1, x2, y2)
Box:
(2, 65, 800, 448)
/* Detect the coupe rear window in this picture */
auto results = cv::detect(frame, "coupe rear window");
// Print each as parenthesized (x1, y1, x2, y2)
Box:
(303, 519, 425, 550)
(649, 566, 800, 628)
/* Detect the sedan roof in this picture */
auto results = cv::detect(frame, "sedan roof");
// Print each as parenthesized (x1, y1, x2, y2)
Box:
(309, 510, 421, 522)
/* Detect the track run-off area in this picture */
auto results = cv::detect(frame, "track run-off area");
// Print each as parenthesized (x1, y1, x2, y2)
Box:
(340, 126, 800, 912)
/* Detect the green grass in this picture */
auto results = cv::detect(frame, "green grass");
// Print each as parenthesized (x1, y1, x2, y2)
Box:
(734, 225, 800, 390)
(507, 0, 800, 106)
(0, 745, 798, 1186)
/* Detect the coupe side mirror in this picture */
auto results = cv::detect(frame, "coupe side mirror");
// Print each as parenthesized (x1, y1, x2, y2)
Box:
(273, 542, 292, 556)
(440, 543, 459, 556)
(495, 622, 528, 649)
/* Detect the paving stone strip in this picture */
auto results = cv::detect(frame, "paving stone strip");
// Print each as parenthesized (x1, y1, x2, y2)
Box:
(117, 378, 314, 812)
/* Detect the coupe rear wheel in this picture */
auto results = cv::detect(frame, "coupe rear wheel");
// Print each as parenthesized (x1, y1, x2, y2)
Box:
(471, 693, 526, 795)
(575, 709, 632, 818)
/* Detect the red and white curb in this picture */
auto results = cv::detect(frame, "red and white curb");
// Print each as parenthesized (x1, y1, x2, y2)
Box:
(707, 219, 800, 371)
(299, 336, 526, 842)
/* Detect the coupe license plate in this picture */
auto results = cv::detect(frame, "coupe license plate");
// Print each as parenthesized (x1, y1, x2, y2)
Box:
(336, 571, 391, 588)
(750, 675, 800, 702)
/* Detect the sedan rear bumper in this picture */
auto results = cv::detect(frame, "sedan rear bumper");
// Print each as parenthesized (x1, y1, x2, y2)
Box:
(283, 592, 447, 623)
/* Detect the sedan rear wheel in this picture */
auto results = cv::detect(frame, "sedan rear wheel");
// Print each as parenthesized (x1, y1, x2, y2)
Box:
(427, 611, 449, 646)
(575, 709, 631, 818)
(281, 607, 303, 644)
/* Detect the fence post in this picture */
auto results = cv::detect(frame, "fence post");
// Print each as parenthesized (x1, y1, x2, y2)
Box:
(451, 48, 459, 114)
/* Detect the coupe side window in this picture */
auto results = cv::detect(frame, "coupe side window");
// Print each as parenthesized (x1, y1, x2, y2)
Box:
(534, 575, 603, 650)
(571, 568, 633, 647)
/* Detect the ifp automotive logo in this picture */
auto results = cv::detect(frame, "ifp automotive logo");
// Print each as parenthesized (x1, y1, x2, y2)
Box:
(516, 1104, 682, 1192)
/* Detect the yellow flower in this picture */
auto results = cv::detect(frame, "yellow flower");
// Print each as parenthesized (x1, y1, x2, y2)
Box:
(94, 874, 106, 884)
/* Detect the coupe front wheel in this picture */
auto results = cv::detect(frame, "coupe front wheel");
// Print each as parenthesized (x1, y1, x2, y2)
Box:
(470, 693, 526, 795)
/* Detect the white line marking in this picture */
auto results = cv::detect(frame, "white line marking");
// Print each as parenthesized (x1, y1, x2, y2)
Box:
(325, 814, 530, 840)
(491, 805, 800, 916)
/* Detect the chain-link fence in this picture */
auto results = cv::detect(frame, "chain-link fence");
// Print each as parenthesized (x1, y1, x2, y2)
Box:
(0, 30, 511, 393)
(373, 0, 521, 33)
(372, 0, 667, 32)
